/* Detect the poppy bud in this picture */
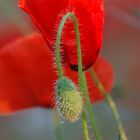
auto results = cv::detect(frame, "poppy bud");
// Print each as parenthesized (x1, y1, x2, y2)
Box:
(56, 77, 82, 122)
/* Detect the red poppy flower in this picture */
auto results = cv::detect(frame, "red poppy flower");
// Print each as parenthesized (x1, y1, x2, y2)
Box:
(0, 33, 114, 115)
(18, 0, 104, 70)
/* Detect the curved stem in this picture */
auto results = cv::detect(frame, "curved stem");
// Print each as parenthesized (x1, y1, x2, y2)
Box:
(55, 12, 101, 140)
(89, 68, 128, 140)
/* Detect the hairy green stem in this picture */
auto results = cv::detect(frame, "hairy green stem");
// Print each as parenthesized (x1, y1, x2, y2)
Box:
(55, 12, 101, 140)
(53, 111, 63, 140)
(89, 68, 128, 140)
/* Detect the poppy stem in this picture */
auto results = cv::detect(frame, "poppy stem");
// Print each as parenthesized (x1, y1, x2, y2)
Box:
(53, 111, 63, 140)
(55, 12, 101, 140)
(82, 111, 90, 140)
(89, 68, 128, 140)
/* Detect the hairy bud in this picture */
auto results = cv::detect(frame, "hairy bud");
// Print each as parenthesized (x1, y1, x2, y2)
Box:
(56, 77, 82, 122)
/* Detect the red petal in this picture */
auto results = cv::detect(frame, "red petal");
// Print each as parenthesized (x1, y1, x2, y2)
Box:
(19, 0, 104, 70)
(19, 0, 69, 44)
(0, 33, 57, 114)
(64, 0, 104, 70)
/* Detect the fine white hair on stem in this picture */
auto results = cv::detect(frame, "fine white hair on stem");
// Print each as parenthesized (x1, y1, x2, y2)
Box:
(50, 7, 87, 70)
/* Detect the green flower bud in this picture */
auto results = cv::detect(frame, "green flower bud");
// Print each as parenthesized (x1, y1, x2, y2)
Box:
(56, 77, 82, 122)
